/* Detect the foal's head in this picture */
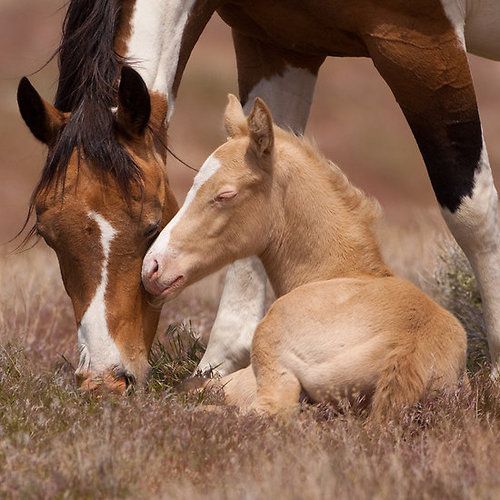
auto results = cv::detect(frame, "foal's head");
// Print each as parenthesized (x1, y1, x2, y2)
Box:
(18, 67, 178, 391)
(142, 95, 275, 300)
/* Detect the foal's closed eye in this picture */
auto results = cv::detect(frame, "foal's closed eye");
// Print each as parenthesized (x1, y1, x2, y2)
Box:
(214, 190, 238, 203)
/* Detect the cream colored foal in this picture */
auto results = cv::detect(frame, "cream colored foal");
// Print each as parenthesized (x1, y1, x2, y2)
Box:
(143, 96, 467, 419)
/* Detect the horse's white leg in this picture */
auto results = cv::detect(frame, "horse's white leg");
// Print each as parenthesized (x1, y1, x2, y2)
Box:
(442, 148, 500, 374)
(364, 10, 500, 372)
(196, 33, 324, 376)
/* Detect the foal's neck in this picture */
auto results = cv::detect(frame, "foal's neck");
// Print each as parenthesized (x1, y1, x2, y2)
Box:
(260, 140, 391, 297)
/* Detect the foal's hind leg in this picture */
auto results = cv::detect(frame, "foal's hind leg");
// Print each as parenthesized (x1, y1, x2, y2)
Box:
(364, 13, 500, 372)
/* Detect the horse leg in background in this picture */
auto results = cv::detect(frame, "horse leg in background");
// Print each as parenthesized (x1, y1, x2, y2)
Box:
(195, 32, 324, 376)
(364, 13, 500, 373)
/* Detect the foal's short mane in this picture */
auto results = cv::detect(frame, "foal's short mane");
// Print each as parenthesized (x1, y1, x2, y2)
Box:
(37, 0, 141, 201)
(282, 130, 382, 226)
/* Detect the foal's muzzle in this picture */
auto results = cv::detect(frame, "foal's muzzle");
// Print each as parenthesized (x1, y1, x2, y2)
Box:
(142, 253, 185, 299)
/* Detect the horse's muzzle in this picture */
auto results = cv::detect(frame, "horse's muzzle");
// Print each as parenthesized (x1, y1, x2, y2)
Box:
(76, 367, 136, 394)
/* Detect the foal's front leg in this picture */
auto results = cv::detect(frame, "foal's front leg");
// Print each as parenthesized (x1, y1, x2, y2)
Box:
(195, 32, 324, 376)
(365, 14, 500, 372)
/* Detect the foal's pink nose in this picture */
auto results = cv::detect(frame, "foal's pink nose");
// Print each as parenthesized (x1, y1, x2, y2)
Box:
(148, 258, 159, 278)
(142, 255, 161, 292)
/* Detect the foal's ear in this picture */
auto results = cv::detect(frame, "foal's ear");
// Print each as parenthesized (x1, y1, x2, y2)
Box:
(17, 77, 64, 145)
(247, 97, 274, 158)
(224, 94, 247, 138)
(117, 66, 151, 137)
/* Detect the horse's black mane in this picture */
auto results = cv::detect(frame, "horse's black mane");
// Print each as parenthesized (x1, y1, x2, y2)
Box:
(37, 0, 141, 200)
(13, 0, 145, 249)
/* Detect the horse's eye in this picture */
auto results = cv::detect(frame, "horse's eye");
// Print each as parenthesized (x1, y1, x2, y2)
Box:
(214, 190, 238, 203)
(144, 222, 160, 240)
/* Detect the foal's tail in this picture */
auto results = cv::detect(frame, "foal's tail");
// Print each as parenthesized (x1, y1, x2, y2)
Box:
(370, 318, 465, 422)
(370, 341, 429, 422)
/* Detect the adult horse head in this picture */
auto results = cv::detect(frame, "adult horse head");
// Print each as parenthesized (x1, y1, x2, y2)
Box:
(17, 65, 178, 392)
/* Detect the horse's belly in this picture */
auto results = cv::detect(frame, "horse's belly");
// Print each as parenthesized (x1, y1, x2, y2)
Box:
(465, 0, 500, 60)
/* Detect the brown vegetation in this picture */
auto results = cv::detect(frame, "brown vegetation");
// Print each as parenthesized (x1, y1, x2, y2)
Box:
(1, 217, 499, 498)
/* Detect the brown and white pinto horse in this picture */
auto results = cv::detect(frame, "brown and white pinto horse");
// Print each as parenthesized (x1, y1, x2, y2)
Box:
(143, 96, 467, 418)
(17, 3, 178, 391)
(18, 0, 500, 388)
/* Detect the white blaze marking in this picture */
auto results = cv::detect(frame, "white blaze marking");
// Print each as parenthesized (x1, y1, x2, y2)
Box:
(145, 154, 221, 263)
(76, 212, 121, 375)
(245, 66, 317, 133)
(125, 0, 197, 119)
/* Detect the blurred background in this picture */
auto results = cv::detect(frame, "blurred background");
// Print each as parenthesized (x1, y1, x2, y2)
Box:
(1, 0, 500, 243)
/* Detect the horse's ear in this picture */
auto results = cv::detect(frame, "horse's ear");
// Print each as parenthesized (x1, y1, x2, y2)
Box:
(117, 66, 151, 136)
(17, 77, 64, 145)
(247, 97, 274, 158)
(224, 94, 247, 138)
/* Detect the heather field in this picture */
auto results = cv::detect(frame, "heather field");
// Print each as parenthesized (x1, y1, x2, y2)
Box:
(2, 218, 500, 498)
(2, 0, 500, 498)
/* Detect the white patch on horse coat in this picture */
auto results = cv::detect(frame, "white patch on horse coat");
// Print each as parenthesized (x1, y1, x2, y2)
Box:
(144, 154, 221, 265)
(125, 0, 196, 119)
(244, 66, 317, 133)
(196, 257, 268, 376)
(125, 0, 170, 88)
(440, 0, 466, 47)
(76, 212, 121, 375)
(441, 144, 500, 367)
(440, 0, 500, 59)
(152, 0, 196, 119)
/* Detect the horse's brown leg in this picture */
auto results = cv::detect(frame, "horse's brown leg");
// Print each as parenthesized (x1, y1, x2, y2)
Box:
(195, 31, 324, 377)
(364, 17, 500, 373)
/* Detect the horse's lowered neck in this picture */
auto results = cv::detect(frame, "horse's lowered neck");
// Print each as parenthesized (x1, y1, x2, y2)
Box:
(260, 154, 391, 297)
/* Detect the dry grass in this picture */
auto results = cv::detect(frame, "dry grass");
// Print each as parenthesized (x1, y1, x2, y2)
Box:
(1, 214, 500, 499)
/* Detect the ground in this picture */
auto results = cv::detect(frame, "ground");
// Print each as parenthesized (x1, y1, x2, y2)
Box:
(2, 1, 500, 498)
(1, 216, 500, 498)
